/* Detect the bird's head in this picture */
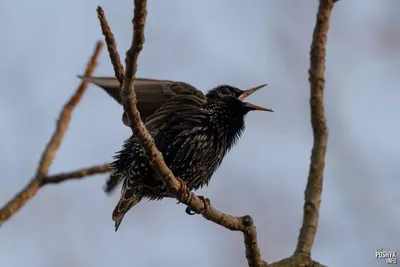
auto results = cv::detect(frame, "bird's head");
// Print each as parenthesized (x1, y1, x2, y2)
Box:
(206, 84, 273, 114)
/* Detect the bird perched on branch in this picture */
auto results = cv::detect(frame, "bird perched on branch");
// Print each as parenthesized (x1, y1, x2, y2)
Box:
(80, 76, 273, 231)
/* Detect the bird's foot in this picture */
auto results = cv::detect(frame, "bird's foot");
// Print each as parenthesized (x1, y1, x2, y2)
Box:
(198, 196, 210, 214)
(174, 176, 190, 204)
(185, 207, 196, 215)
(185, 195, 210, 215)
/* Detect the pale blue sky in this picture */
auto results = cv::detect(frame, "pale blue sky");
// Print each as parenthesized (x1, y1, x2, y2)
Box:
(1, 1, 399, 267)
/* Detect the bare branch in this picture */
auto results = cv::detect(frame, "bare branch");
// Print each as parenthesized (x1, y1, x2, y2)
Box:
(295, 0, 337, 255)
(97, 6, 124, 84)
(0, 41, 104, 225)
(41, 164, 112, 185)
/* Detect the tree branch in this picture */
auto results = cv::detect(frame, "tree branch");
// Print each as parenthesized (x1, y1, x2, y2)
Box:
(97, 1, 266, 266)
(41, 164, 112, 185)
(97, 6, 124, 85)
(0, 41, 104, 225)
(296, 0, 336, 255)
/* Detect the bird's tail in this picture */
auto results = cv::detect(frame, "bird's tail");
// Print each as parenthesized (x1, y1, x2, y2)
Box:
(104, 172, 123, 194)
(112, 186, 143, 232)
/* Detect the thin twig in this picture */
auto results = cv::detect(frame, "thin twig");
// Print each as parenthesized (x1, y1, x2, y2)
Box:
(295, 0, 336, 255)
(41, 164, 112, 185)
(97, 6, 125, 84)
(103, 1, 265, 266)
(0, 41, 104, 225)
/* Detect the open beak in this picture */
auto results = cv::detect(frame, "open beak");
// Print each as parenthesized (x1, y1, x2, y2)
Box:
(238, 84, 273, 112)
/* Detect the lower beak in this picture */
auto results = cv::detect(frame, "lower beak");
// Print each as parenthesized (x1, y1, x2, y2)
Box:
(244, 103, 273, 112)
(238, 84, 273, 112)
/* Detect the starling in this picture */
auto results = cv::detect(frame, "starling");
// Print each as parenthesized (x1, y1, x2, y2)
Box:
(80, 76, 272, 231)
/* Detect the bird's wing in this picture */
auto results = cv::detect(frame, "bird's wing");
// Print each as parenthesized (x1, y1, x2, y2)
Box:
(78, 76, 177, 105)
(105, 94, 207, 194)
(78, 76, 205, 123)
(78, 76, 123, 103)
(144, 94, 207, 136)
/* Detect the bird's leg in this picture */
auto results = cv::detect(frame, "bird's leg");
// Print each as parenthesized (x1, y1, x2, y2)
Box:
(185, 196, 210, 216)
(198, 196, 210, 214)
(176, 176, 189, 198)
(165, 176, 190, 204)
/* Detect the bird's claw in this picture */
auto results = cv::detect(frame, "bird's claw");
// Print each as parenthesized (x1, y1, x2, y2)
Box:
(185, 195, 210, 215)
(169, 177, 210, 216)
(175, 176, 189, 204)
(198, 195, 210, 214)
(185, 207, 196, 215)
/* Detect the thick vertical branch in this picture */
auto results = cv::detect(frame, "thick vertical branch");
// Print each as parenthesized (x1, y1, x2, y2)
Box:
(120, 0, 148, 131)
(295, 0, 336, 255)
(120, 0, 180, 195)
(0, 42, 104, 225)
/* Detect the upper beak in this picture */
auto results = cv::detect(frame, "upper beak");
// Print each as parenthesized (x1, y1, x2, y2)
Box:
(238, 84, 273, 112)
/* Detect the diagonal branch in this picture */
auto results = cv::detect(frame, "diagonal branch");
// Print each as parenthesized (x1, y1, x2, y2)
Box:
(0, 41, 104, 225)
(97, 1, 266, 267)
(295, 0, 336, 255)
(0, 163, 110, 225)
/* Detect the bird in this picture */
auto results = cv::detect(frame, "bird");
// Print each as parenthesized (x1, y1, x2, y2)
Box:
(79, 76, 273, 231)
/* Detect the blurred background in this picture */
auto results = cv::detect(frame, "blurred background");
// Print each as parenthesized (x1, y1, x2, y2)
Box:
(1, 1, 399, 266)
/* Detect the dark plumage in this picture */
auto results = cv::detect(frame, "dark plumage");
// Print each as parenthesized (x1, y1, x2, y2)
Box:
(80, 76, 272, 231)
(78, 76, 205, 127)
